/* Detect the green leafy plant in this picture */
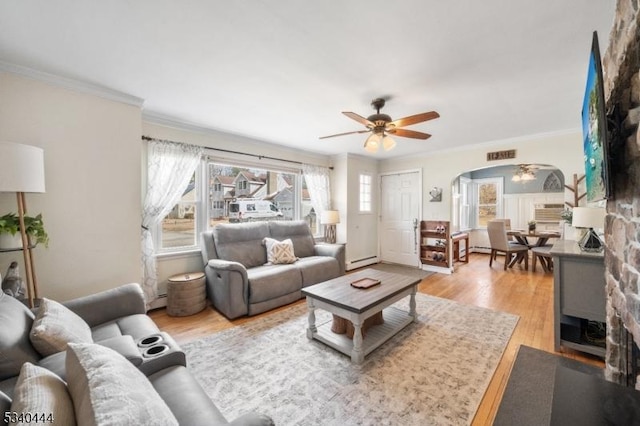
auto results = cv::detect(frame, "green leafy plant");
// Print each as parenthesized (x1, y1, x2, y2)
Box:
(560, 209, 573, 225)
(0, 213, 49, 247)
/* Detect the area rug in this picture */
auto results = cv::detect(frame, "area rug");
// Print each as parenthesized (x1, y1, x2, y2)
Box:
(183, 294, 518, 425)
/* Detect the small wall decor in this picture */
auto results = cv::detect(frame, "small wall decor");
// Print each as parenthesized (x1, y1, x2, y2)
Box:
(429, 187, 442, 202)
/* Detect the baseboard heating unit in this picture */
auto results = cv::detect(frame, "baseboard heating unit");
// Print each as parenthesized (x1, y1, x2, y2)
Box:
(346, 256, 379, 271)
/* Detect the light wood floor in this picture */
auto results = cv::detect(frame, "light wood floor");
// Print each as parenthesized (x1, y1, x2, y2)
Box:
(149, 252, 605, 425)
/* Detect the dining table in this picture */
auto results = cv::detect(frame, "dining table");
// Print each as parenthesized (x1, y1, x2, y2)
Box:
(507, 229, 562, 248)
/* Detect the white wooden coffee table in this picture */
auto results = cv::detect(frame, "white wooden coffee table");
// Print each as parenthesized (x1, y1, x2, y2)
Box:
(301, 268, 419, 364)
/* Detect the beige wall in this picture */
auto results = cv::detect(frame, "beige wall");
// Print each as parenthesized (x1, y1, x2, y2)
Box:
(0, 72, 142, 301)
(378, 131, 585, 223)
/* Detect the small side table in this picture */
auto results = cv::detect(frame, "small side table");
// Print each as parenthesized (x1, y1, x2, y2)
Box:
(166, 272, 206, 317)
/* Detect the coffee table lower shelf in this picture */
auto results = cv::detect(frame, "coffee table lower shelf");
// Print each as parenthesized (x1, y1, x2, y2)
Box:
(310, 306, 413, 363)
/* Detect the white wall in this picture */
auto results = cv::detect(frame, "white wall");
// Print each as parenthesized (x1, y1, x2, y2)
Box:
(331, 153, 378, 268)
(0, 72, 142, 301)
(379, 131, 585, 224)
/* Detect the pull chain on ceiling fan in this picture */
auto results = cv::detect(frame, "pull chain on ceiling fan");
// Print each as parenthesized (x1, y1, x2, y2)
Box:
(320, 98, 440, 153)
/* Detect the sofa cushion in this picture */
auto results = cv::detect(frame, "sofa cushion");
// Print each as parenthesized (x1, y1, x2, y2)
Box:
(66, 342, 178, 426)
(269, 220, 316, 258)
(295, 256, 341, 287)
(247, 264, 302, 303)
(264, 237, 297, 264)
(10, 362, 76, 426)
(213, 222, 269, 268)
(0, 293, 40, 381)
(30, 298, 93, 357)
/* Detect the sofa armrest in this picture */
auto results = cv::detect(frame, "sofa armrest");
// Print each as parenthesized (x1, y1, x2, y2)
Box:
(97, 335, 143, 367)
(63, 283, 147, 327)
(204, 260, 249, 319)
(228, 413, 275, 426)
(314, 243, 346, 275)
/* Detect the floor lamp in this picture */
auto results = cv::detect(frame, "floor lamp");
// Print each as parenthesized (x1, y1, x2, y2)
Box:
(0, 142, 46, 308)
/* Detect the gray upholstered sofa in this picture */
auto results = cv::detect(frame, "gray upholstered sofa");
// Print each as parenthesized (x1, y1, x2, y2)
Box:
(201, 220, 345, 319)
(0, 284, 272, 426)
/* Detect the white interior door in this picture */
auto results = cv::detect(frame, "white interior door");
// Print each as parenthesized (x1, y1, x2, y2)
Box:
(379, 171, 421, 266)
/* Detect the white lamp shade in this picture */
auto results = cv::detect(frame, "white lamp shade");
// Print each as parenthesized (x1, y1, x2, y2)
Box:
(572, 207, 605, 229)
(0, 142, 46, 193)
(320, 210, 340, 225)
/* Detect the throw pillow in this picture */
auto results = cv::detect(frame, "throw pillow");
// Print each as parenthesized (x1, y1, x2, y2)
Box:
(66, 342, 178, 426)
(263, 237, 297, 264)
(30, 298, 93, 357)
(10, 362, 76, 426)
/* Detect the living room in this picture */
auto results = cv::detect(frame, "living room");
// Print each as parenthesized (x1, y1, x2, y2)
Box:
(3, 1, 640, 425)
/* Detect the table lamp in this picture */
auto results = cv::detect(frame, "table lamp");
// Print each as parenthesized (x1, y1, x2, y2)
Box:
(320, 210, 340, 244)
(0, 142, 46, 307)
(571, 207, 605, 252)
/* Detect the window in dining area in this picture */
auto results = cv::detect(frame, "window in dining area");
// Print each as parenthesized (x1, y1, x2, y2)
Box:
(476, 178, 503, 227)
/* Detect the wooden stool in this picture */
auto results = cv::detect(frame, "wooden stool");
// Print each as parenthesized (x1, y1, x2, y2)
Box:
(167, 272, 206, 316)
(331, 312, 384, 338)
(531, 246, 553, 273)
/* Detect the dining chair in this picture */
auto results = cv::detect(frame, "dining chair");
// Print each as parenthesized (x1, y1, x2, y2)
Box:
(487, 220, 529, 270)
(531, 245, 553, 272)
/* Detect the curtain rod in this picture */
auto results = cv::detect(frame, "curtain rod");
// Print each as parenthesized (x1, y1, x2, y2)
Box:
(141, 135, 333, 170)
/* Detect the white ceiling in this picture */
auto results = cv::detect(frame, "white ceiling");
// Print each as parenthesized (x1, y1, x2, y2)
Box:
(0, 1, 615, 159)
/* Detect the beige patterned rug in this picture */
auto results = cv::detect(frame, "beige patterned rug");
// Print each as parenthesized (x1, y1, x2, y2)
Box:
(183, 294, 518, 425)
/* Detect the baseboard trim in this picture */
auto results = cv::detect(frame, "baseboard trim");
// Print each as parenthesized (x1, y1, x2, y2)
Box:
(346, 256, 379, 271)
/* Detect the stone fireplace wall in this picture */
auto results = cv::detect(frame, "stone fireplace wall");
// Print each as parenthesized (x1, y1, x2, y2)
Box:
(602, 0, 640, 385)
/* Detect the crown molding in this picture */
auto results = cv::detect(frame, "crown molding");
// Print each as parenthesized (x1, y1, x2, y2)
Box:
(0, 60, 145, 108)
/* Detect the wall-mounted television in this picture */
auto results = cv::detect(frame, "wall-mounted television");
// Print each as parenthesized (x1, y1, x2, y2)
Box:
(582, 31, 611, 202)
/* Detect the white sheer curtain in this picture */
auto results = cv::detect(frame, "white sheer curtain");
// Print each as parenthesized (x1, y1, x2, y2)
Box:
(302, 164, 331, 220)
(141, 140, 203, 306)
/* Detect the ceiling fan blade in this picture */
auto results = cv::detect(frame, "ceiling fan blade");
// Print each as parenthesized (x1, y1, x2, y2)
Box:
(389, 128, 431, 140)
(387, 111, 440, 128)
(319, 129, 370, 140)
(342, 112, 374, 127)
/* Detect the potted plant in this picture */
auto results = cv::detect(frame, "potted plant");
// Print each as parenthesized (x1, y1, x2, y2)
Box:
(0, 213, 49, 249)
(528, 220, 536, 233)
(560, 209, 573, 225)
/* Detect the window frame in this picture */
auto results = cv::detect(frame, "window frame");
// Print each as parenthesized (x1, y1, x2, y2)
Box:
(359, 173, 373, 213)
(474, 177, 503, 229)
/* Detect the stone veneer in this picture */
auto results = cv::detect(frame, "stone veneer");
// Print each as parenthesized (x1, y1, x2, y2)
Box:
(602, 0, 640, 386)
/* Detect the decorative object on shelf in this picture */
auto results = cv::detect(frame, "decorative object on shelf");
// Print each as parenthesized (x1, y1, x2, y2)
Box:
(319, 98, 440, 153)
(572, 207, 606, 252)
(2, 261, 26, 304)
(429, 187, 442, 202)
(560, 208, 573, 225)
(528, 220, 537, 233)
(0, 142, 46, 308)
(320, 210, 340, 244)
(0, 213, 49, 249)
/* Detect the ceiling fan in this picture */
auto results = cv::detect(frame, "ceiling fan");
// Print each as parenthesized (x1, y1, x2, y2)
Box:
(320, 98, 440, 153)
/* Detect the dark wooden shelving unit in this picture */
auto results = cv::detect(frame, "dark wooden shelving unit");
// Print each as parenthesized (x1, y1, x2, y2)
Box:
(420, 220, 450, 269)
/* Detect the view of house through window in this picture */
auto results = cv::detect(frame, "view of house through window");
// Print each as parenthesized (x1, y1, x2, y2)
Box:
(476, 178, 502, 227)
(159, 161, 317, 251)
(160, 172, 198, 249)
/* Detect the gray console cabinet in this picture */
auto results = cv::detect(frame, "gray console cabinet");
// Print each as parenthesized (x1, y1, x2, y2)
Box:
(550, 240, 605, 357)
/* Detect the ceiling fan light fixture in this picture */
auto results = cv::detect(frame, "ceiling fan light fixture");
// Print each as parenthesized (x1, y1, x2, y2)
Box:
(382, 134, 396, 151)
(364, 133, 380, 153)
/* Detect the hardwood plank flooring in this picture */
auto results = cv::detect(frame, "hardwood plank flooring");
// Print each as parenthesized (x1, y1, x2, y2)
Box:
(149, 253, 605, 425)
